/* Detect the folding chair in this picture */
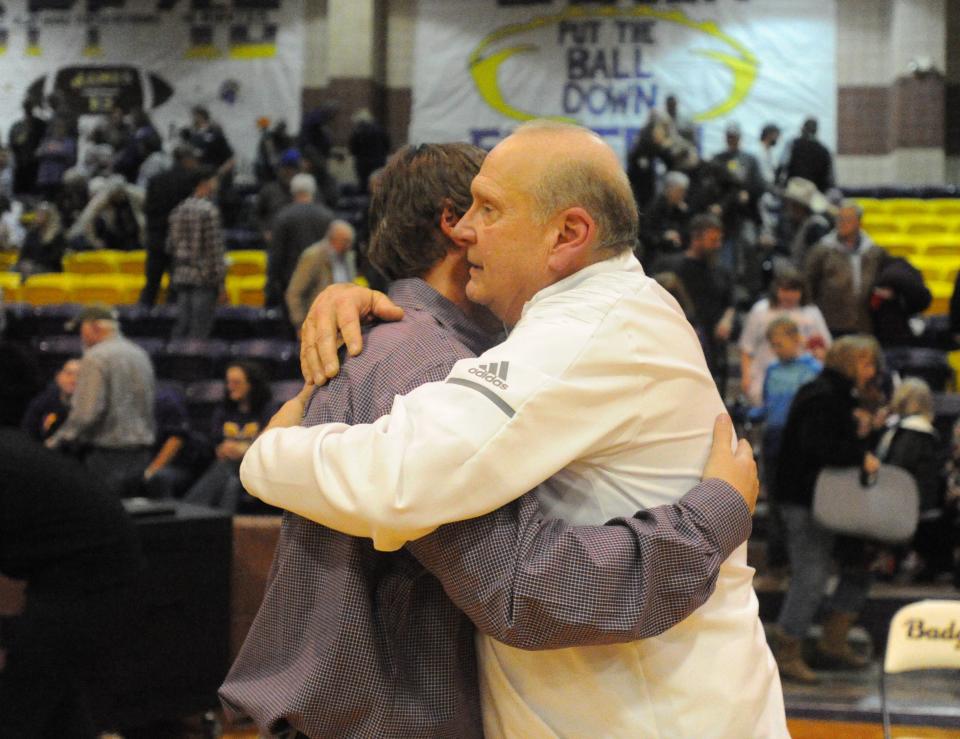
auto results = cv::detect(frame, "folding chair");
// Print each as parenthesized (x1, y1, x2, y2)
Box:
(880, 599, 960, 739)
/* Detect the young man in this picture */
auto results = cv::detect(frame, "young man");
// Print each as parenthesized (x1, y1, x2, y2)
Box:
(242, 124, 787, 736)
(167, 167, 225, 339)
(222, 142, 760, 737)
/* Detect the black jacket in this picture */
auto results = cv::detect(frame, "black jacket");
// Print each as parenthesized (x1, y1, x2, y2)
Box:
(881, 420, 944, 511)
(872, 257, 932, 346)
(774, 368, 867, 508)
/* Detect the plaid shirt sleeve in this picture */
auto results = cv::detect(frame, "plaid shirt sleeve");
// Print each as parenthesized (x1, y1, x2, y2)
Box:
(405, 478, 751, 650)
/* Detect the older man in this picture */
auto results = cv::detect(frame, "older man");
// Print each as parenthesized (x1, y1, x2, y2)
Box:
(243, 123, 786, 736)
(284, 219, 357, 329)
(805, 200, 888, 336)
(46, 305, 155, 494)
(224, 141, 760, 737)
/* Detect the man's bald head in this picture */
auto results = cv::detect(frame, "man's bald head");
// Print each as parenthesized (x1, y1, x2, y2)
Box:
(507, 121, 638, 256)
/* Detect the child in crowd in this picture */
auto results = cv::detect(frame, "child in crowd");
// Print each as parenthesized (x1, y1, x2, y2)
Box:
(758, 316, 822, 567)
(876, 378, 949, 582)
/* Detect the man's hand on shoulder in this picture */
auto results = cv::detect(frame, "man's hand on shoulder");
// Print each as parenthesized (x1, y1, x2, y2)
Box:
(703, 414, 759, 513)
(300, 283, 404, 386)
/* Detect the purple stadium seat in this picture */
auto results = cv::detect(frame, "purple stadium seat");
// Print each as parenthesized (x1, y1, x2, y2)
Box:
(156, 338, 230, 382)
(230, 339, 299, 380)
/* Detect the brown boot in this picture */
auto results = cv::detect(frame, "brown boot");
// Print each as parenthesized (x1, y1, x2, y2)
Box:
(816, 611, 870, 669)
(770, 626, 819, 684)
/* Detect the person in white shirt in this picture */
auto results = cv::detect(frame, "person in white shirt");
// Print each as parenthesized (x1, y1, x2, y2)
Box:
(242, 122, 788, 737)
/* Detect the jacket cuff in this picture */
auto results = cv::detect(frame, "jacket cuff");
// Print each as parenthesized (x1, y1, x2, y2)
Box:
(683, 479, 753, 557)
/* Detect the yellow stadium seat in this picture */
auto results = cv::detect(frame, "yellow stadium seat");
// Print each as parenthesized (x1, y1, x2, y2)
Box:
(883, 198, 930, 216)
(871, 233, 919, 255)
(903, 217, 950, 236)
(117, 250, 147, 276)
(909, 256, 950, 283)
(925, 280, 954, 315)
(0, 271, 21, 302)
(928, 199, 960, 217)
(922, 240, 960, 258)
(880, 243, 919, 259)
(226, 250, 267, 277)
(22, 273, 76, 305)
(71, 274, 129, 306)
(861, 216, 902, 236)
(854, 197, 885, 215)
(63, 250, 122, 274)
(0, 250, 18, 270)
(227, 275, 266, 307)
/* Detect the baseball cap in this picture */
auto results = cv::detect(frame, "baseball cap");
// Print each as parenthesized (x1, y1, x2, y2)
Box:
(65, 303, 118, 331)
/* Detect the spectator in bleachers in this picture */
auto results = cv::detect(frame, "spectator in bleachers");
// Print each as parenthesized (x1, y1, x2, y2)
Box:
(46, 305, 156, 496)
(21, 357, 80, 442)
(139, 384, 202, 500)
(140, 144, 200, 306)
(114, 108, 161, 184)
(298, 106, 339, 207)
(637, 170, 690, 270)
(739, 268, 831, 407)
(770, 177, 832, 267)
(348, 109, 391, 194)
(756, 123, 781, 187)
(266, 173, 334, 312)
(7, 98, 46, 196)
(769, 335, 882, 684)
(876, 378, 950, 581)
(254, 117, 292, 184)
(655, 213, 735, 394)
(14, 202, 66, 279)
(68, 175, 145, 251)
(184, 360, 272, 512)
(945, 418, 960, 587)
(256, 147, 299, 244)
(0, 194, 25, 251)
(711, 121, 763, 276)
(871, 256, 931, 346)
(756, 316, 823, 569)
(805, 200, 888, 337)
(168, 167, 226, 339)
(779, 116, 834, 194)
(35, 118, 77, 203)
(190, 106, 235, 178)
(0, 147, 13, 200)
(285, 219, 357, 331)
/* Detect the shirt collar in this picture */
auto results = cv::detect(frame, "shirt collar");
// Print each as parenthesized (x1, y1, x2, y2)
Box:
(521, 250, 640, 320)
(388, 278, 499, 356)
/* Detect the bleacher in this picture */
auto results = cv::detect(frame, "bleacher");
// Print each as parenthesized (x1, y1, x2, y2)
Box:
(855, 197, 960, 317)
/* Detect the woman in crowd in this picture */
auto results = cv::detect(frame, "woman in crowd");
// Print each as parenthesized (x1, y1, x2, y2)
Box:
(184, 360, 273, 512)
(14, 202, 67, 279)
(739, 268, 831, 406)
(769, 335, 882, 684)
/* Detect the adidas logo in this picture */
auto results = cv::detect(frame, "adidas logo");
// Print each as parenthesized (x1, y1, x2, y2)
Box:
(468, 361, 510, 389)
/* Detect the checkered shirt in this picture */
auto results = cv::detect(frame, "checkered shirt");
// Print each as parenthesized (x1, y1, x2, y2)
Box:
(219, 278, 751, 738)
(167, 196, 226, 288)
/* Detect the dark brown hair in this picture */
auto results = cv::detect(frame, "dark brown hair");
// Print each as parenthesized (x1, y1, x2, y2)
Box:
(367, 142, 485, 280)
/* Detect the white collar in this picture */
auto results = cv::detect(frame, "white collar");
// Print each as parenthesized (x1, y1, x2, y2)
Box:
(520, 251, 640, 320)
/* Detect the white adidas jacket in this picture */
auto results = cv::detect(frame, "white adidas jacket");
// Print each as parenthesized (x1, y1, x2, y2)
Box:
(241, 251, 788, 738)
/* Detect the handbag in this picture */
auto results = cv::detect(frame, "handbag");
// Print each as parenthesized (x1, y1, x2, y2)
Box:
(812, 464, 919, 543)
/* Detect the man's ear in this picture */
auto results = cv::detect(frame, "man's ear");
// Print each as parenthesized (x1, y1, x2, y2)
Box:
(439, 203, 459, 239)
(547, 206, 595, 273)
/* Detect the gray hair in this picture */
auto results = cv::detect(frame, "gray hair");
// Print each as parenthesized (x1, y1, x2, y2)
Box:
(513, 120, 638, 255)
(891, 377, 934, 420)
(838, 199, 863, 219)
(290, 173, 318, 198)
(664, 171, 690, 191)
(328, 219, 356, 241)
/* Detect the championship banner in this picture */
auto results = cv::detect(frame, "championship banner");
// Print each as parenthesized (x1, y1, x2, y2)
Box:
(0, 0, 304, 168)
(411, 0, 836, 161)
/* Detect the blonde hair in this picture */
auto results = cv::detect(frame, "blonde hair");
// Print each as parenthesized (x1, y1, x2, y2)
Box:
(891, 377, 934, 420)
(823, 334, 880, 380)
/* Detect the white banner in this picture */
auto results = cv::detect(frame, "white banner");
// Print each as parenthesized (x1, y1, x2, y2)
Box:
(411, 0, 836, 162)
(0, 0, 304, 169)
